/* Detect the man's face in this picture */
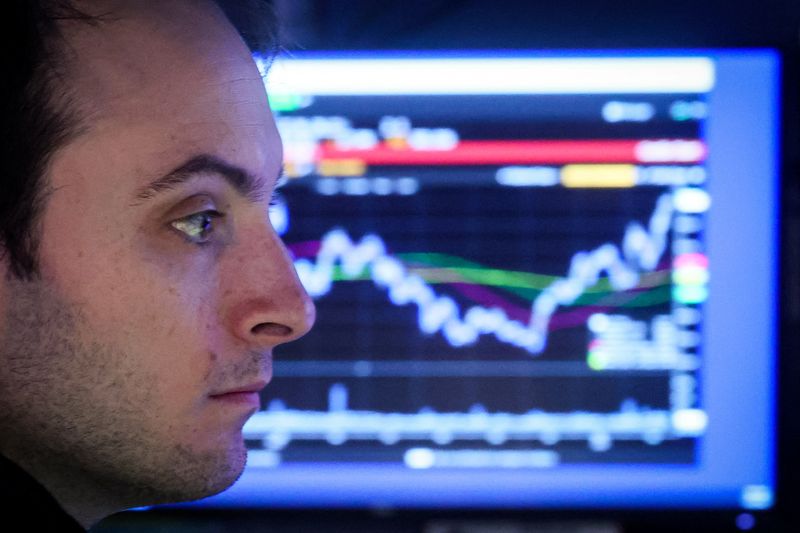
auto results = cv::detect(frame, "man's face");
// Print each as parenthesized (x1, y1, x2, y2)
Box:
(0, 0, 313, 514)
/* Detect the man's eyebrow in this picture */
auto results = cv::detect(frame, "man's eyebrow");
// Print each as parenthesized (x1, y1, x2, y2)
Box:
(129, 154, 278, 207)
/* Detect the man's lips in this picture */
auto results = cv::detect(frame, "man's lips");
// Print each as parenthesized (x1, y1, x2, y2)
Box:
(209, 380, 268, 407)
(211, 379, 269, 396)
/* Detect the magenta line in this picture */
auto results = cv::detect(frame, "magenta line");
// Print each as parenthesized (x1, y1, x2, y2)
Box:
(286, 240, 322, 259)
(448, 282, 531, 323)
(548, 306, 614, 331)
(449, 282, 647, 332)
(283, 242, 660, 332)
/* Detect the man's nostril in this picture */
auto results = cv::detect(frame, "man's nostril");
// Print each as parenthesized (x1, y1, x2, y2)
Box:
(251, 322, 292, 337)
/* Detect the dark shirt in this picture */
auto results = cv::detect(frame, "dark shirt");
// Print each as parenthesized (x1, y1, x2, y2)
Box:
(0, 454, 84, 532)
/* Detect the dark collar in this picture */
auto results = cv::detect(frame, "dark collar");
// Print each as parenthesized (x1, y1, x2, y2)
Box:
(0, 454, 85, 532)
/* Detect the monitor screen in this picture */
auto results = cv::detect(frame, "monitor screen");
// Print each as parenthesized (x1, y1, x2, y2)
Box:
(188, 50, 779, 511)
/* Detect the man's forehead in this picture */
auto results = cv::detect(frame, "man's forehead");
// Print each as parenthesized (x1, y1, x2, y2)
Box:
(61, 0, 258, 116)
(66, 0, 232, 55)
(51, 113, 281, 199)
(45, 0, 282, 207)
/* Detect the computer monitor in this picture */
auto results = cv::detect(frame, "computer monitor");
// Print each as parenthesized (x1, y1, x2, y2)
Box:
(187, 49, 779, 517)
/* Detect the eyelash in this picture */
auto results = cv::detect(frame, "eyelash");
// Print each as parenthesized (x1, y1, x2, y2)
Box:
(172, 192, 283, 247)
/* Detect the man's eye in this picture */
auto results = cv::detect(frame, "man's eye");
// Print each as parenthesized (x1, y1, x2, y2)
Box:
(170, 210, 224, 246)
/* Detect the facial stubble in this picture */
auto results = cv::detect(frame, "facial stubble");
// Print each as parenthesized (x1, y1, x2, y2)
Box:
(0, 276, 248, 512)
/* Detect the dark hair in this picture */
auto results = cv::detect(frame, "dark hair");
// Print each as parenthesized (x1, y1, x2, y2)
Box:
(0, 0, 280, 283)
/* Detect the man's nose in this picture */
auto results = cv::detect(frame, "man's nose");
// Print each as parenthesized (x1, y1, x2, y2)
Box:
(223, 225, 316, 349)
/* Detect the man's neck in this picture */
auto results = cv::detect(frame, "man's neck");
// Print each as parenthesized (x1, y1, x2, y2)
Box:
(0, 446, 120, 529)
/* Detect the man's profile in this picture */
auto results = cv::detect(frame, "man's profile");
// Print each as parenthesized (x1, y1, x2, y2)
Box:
(0, 0, 315, 529)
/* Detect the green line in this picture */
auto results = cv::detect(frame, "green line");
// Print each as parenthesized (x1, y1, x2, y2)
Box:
(619, 284, 673, 307)
(330, 265, 369, 281)
(398, 252, 605, 291)
(328, 253, 671, 309)
(397, 252, 484, 270)
(396, 252, 668, 294)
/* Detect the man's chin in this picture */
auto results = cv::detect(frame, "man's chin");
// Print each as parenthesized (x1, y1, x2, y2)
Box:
(196, 438, 249, 500)
(141, 438, 249, 506)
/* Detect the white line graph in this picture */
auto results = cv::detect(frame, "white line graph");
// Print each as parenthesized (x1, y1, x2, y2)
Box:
(243, 383, 707, 452)
(294, 193, 673, 354)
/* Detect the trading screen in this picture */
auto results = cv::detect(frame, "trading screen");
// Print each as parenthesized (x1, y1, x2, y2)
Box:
(205, 52, 778, 510)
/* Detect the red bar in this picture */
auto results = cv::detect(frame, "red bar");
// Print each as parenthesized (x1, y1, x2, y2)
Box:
(317, 139, 706, 165)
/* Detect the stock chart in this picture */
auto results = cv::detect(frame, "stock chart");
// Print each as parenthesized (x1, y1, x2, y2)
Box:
(244, 57, 712, 471)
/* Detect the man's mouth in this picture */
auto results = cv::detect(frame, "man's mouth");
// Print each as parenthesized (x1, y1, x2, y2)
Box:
(209, 380, 268, 408)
